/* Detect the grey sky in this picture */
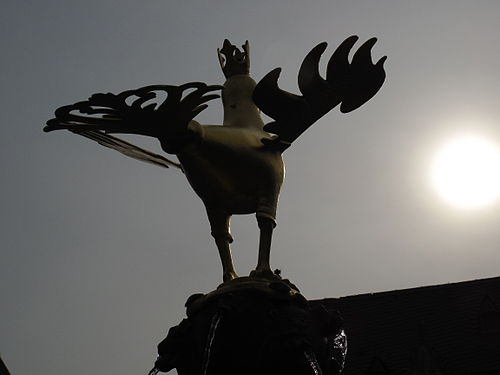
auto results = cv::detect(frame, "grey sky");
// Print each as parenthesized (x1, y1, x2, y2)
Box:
(2, 1, 500, 374)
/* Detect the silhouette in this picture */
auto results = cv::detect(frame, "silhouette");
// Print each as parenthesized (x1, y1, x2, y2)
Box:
(45, 36, 386, 282)
(0, 356, 11, 375)
(151, 284, 347, 375)
(318, 276, 500, 375)
(45, 37, 386, 375)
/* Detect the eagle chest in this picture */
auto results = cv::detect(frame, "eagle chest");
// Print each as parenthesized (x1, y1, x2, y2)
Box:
(178, 127, 284, 214)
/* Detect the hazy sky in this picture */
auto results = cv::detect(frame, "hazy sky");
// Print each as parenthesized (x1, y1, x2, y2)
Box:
(2, 1, 500, 374)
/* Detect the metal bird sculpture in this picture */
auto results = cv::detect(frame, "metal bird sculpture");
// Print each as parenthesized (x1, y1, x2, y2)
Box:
(44, 36, 386, 282)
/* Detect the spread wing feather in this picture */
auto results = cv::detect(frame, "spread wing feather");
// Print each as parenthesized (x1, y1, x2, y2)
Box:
(45, 83, 221, 135)
(253, 36, 386, 152)
(45, 82, 221, 159)
(43, 82, 221, 168)
(73, 130, 181, 169)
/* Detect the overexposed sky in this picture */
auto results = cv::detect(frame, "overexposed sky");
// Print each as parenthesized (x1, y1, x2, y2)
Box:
(2, 1, 500, 374)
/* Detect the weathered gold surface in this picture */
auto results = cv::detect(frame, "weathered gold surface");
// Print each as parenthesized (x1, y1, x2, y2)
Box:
(44, 38, 386, 282)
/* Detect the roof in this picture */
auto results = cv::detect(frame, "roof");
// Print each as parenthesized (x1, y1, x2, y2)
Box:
(312, 276, 500, 375)
(0, 356, 11, 375)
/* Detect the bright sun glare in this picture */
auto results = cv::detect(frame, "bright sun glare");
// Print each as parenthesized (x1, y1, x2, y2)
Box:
(431, 134, 500, 209)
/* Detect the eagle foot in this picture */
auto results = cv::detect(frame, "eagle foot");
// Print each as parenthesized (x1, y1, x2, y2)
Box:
(222, 270, 239, 283)
(249, 268, 282, 281)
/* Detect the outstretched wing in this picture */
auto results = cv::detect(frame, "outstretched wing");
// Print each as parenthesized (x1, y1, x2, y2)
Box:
(253, 36, 386, 152)
(44, 82, 221, 159)
(45, 83, 221, 135)
(74, 130, 182, 169)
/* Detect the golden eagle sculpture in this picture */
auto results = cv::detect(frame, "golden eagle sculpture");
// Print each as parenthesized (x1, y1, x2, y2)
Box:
(45, 36, 386, 282)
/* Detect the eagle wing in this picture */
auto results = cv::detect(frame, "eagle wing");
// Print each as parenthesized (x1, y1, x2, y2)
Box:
(44, 82, 221, 163)
(253, 36, 386, 152)
(73, 130, 181, 169)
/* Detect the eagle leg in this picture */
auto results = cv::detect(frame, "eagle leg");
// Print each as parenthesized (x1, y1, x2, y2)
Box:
(206, 209, 238, 282)
(252, 215, 279, 279)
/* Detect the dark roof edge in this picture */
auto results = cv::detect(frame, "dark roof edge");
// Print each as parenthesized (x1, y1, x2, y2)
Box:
(314, 275, 500, 303)
(0, 356, 11, 375)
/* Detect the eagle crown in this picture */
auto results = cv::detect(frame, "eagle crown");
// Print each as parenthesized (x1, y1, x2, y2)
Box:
(218, 39, 250, 78)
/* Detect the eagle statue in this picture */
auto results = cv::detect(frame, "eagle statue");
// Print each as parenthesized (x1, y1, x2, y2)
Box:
(44, 36, 386, 282)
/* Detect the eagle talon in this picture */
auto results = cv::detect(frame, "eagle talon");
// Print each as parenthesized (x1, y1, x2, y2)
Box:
(223, 271, 239, 283)
(249, 268, 281, 280)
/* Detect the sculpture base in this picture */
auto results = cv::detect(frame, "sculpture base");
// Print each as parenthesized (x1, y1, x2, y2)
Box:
(153, 277, 346, 375)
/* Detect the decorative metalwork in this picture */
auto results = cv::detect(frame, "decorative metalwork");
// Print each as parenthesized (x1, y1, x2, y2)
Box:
(45, 37, 386, 283)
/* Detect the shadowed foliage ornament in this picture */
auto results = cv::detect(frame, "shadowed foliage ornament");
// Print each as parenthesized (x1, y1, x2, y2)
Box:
(45, 37, 385, 375)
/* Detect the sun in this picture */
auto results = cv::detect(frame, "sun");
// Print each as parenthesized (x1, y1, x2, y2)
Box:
(431, 134, 500, 209)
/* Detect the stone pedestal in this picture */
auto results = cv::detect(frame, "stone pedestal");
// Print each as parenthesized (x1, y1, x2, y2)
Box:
(152, 277, 347, 375)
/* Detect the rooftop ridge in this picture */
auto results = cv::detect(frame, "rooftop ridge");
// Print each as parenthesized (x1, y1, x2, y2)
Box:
(316, 275, 500, 302)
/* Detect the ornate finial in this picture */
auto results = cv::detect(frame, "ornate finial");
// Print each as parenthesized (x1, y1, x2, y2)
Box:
(217, 39, 250, 78)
